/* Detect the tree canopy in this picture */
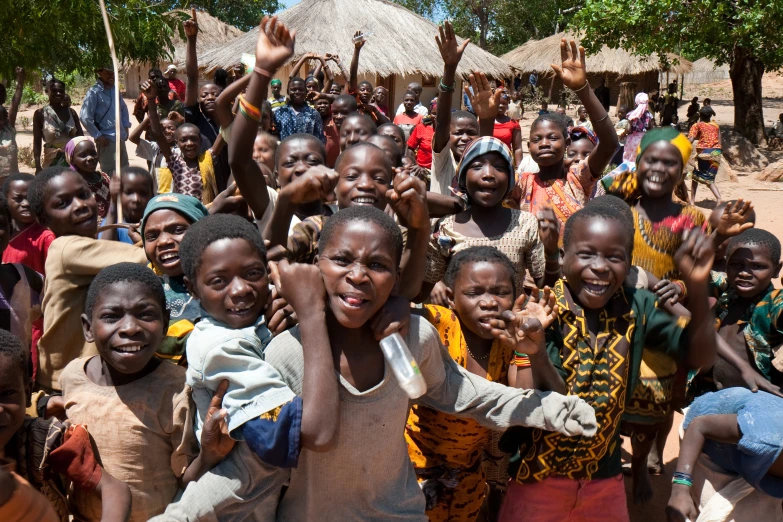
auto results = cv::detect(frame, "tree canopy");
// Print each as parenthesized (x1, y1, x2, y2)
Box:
(174, 0, 280, 32)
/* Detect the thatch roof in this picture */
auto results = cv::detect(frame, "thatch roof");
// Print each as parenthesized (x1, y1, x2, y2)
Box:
(195, 0, 511, 78)
(501, 31, 693, 77)
(689, 57, 728, 74)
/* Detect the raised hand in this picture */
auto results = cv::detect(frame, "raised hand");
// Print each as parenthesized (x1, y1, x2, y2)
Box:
(256, 15, 296, 70)
(15, 67, 24, 82)
(140, 80, 157, 101)
(537, 206, 560, 256)
(653, 279, 684, 305)
(464, 72, 503, 120)
(489, 287, 558, 356)
(436, 20, 469, 68)
(353, 30, 366, 50)
(386, 170, 429, 229)
(675, 229, 715, 287)
(264, 285, 299, 335)
(199, 380, 235, 467)
(715, 198, 754, 238)
(269, 258, 327, 314)
(370, 295, 411, 340)
(280, 165, 339, 205)
(551, 39, 587, 92)
(183, 8, 199, 38)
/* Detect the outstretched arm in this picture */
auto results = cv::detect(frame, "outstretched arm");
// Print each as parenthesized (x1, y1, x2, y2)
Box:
(433, 22, 468, 154)
(141, 81, 173, 160)
(128, 116, 150, 146)
(349, 32, 365, 93)
(320, 55, 334, 93)
(333, 55, 350, 88)
(214, 73, 252, 130)
(289, 52, 313, 79)
(184, 9, 200, 107)
(9, 67, 24, 127)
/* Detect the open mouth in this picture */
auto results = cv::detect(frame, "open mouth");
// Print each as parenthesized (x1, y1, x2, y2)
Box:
(113, 343, 145, 353)
(158, 251, 180, 266)
(645, 174, 668, 189)
(583, 278, 611, 296)
(735, 280, 755, 289)
(351, 196, 377, 205)
(339, 293, 369, 308)
(477, 314, 500, 326)
(227, 303, 255, 317)
(74, 213, 95, 226)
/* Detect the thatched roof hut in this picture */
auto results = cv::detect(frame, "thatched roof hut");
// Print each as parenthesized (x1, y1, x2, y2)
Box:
(684, 58, 729, 85)
(502, 31, 693, 108)
(195, 0, 511, 109)
(124, 10, 243, 98)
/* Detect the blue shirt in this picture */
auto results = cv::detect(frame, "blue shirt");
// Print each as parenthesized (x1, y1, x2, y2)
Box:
(80, 80, 131, 142)
(273, 104, 325, 143)
(98, 216, 133, 244)
(685, 388, 783, 498)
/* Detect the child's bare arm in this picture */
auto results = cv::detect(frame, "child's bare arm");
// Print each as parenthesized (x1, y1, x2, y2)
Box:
(141, 81, 173, 161)
(270, 260, 338, 451)
(332, 55, 350, 87)
(433, 22, 468, 154)
(95, 470, 132, 522)
(32, 109, 44, 173)
(214, 73, 252, 130)
(9, 67, 24, 127)
(715, 335, 783, 397)
(426, 192, 463, 217)
(289, 52, 313, 79)
(311, 55, 324, 82)
(552, 39, 618, 178)
(320, 55, 334, 92)
(184, 9, 200, 107)
(128, 116, 150, 146)
(349, 32, 364, 94)
(387, 170, 430, 300)
(508, 362, 535, 389)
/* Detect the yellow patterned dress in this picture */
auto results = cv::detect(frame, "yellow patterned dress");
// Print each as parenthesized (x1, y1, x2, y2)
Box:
(405, 305, 513, 522)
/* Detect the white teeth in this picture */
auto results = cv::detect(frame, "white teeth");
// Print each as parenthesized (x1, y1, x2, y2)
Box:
(114, 345, 142, 353)
(584, 279, 609, 286)
(230, 305, 252, 313)
(353, 197, 376, 204)
(160, 252, 179, 261)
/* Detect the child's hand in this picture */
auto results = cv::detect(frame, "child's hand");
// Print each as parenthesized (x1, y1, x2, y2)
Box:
(715, 198, 754, 238)
(666, 487, 698, 522)
(537, 206, 560, 256)
(653, 279, 684, 305)
(740, 367, 783, 398)
(353, 30, 367, 50)
(387, 170, 429, 230)
(209, 183, 247, 216)
(15, 66, 24, 83)
(264, 284, 299, 335)
(436, 21, 469, 68)
(140, 80, 157, 101)
(183, 8, 199, 38)
(675, 229, 715, 287)
(109, 175, 121, 202)
(551, 39, 587, 92)
(269, 258, 327, 314)
(429, 281, 453, 308)
(255, 16, 296, 71)
(200, 380, 235, 468)
(280, 165, 339, 205)
(490, 287, 558, 356)
(464, 72, 503, 121)
(370, 295, 411, 340)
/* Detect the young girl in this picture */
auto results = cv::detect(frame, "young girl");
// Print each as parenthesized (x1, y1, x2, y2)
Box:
(575, 105, 592, 131)
(2, 174, 56, 275)
(564, 126, 596, 172)
(63, 137, 111, 218)
(505, 40, 618, 231)
(688, 106, 723, 205)
(493, 91, 523, 165)
(33, 78, 83, 172)
(99, 167, 154, 244)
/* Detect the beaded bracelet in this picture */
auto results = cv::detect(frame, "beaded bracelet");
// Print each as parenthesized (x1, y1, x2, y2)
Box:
(238, 103, 259, 123)
(672, 471, 693, 488)
(238, 95, 261, 122)
(438, 79, 455, 93)
(675, 280, 688, 299)
(513, 352, 531, 368)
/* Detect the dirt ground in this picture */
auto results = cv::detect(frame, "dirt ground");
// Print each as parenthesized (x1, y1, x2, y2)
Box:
(11, 76, 783, 521)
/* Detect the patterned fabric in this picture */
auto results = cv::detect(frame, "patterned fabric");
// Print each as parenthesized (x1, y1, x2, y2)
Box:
(156, 274, 202, 365)
(40, 106, 78, 168)
(457, 137, 515, 197)
(0, 122, 18, 176)
(503, 279, 690, 482)
(638, 126, 692, 167)
(268, 95, 287, 112)
(273, 104, 325, 143)
(505, 161, 595, 231)
(424, 209, 545, 291)
(710, 272, 783, 380)
(623, 110, 653, 162)
(693, 148, 722, 184)
(86, 171, 111, 219)
(689, 121, 721, 149)
(158, 150, 217, 204)
(406, 305, 513, 520)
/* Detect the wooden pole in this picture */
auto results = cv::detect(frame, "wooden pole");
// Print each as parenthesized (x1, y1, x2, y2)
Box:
(98, 0, 123, 223)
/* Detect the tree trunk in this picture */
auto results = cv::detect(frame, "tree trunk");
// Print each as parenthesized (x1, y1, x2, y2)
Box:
(730, 47, 767, 146)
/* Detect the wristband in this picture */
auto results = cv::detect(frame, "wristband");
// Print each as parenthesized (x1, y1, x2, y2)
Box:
(438, 79, 456, 93)
(591, 113, 609, 124)
(238, 103, 260, 123)
(672, 472, 693, 488)
(254, 66, 272, 77)
(238, 95, 261, 122)
(572, 82, 589, 93)
(513, 352, 531, 368)
(675, 280, 688, 299)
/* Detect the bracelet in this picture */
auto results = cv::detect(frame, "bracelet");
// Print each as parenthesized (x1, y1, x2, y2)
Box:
(675, 280, 688, 299)
(572, 82, 589, 93)
(438, 79, 456, 93)
(254, 66, 272, 77)
(238, 103, 260, 123)
(513, 352, 531, 368)
(238, 95, 261, 122)
(591, 113, 609, 124)
(672, 471, 693, 488)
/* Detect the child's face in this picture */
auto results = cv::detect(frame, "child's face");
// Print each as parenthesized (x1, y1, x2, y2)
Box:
(189, 238, 269, 329)
(176, 126, 201, 160)
(261, 108, 272, 133)
(452, 261, 514, 340)
(373, 87, 387, 104)
(121, 173, 153, 224)
(6, 180, 35, 226)
(331, 100, 354, 130)
(161, 119, 178, 144)
(617, 108, 627, 119)
(199, 84, 222, 114)
(464, 152, 509, 208)
(449, 117, 479, 161)
(564, 139, 594, 171)
(43, 172, 98, 237)
(562, 216, 630, 310)
(636, 142, 682, 199)
(377, 126, 405, 155)
(253, 135, 277, 173)
(339, 116, 374, 151)
(318, 220, 399, 329)
(577, 107, 587, 120)
(0, 355, 28, 448)
(288, 80, 306, 105)
(403, 94, 416, 112)
(315, 98, 331, 118)
(335, 146, 391, 210)
(81, 281, 166, 376)
(497, 97, 509, 116)
(72, 141, 99, 174)
(48, 82, 66, 106)
(529, 120, 566, 167)
(305, 79, 319, 94)
(727, 243, 782, 299)
(143, 209, 190, 277)
(277, 139, 324, 188)
(329, 84, 343, 95)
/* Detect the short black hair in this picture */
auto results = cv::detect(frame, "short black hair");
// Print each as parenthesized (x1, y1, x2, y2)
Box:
(699, 106, 713, 121)
(358, 80, 373, 89)
(175, 123, 200, 140)
(180, 214, 267, 282)
(276, 133, 326, 170)
(366, 135, 402, 167)
(563, 195, 635, 255)
(343, 112, 377, 133)
(335, 142, 392, 174)
(289, 76, 305, 88)
(531, 112, 568, 137)
(27, 166, 73, 222)
(0, 193, 11, 227)
(403, 89, 417, 98)
(121, 166, 154, 194)
(377, 123, 406, 145)
(0, 329, 27, 377)
(319, 206, 403, 265)
(727, 228, 781, 264)
(85, 263, 166, 318)
(451, 110, 478, 126)
(444, 246, 517, 295)
(333, 94, 358, 111)
(2, 172, 34, 197)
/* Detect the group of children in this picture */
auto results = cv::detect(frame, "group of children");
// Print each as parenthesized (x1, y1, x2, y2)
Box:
(0, 10, 782, 522)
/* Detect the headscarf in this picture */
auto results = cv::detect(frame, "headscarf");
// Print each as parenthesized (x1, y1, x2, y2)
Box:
(64, 136, 93, 171)
(569, 126, 597, 146)
(270, 79, 282, 87)
(627, 92, 649, 121)
(456, 136, 515, 198)
(637, 126, 692, 167)
(140, 193, 209, 242)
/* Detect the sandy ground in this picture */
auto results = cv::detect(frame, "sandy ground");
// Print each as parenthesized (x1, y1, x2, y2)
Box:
(11, 79, 783, 521)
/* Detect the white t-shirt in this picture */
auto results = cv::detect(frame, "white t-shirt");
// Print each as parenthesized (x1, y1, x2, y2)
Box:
(430, 147, 457, 196)
(395, 103, 428, 117)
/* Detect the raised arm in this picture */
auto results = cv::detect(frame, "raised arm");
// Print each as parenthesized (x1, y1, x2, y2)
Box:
(320, 55, 335, 93)
(463, 72, 502, 138)
(214, 73, 252, 130)
(332, 54, 350, 88)
(9, 67, 24, 127)
(141, 81, 173, 160)
(289, 52, 313, 79)
(349, 31, 365, 93)
(311, 56, 324, 82)
(184, 9, 200, 107)
(387, 170, 429, 300)
(128, 116, 150, 146)
(551, 39, 618, 177)
(32, 108, 44, 173)
(433, 22, 469, 154)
